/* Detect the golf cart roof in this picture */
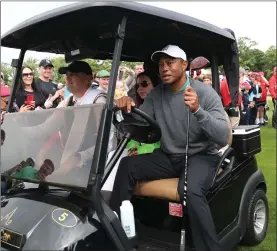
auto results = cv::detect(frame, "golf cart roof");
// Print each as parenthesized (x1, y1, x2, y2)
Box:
(1, 1, 235, 63)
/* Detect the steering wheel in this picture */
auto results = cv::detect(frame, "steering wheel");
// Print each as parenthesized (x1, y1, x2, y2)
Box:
(113, 107, 161, 144)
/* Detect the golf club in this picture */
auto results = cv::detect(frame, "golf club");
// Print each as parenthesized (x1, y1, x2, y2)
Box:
(180, 105, 190, 251)
(180, 57, 209, 251)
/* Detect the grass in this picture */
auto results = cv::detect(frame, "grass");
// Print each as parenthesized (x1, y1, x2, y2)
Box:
(238, 97, 276, 251)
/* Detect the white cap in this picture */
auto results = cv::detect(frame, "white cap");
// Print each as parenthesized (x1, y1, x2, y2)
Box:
(151, 45, 187, 62)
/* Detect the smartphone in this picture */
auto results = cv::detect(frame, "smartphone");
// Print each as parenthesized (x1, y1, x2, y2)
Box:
(118, 70, 124, 81)
(25, 94, 34, 105)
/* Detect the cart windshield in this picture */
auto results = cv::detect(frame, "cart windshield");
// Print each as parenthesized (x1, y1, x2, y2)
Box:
(1, 104, 104, 190)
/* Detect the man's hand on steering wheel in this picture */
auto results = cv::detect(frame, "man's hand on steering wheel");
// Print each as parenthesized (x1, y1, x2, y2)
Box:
(115, 96, 136, 113)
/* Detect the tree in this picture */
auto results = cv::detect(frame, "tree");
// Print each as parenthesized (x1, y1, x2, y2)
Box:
(47, 57, 142, 83)
(50, 57, 67, 83)
(24, 57, 39, 79)
(248, 48, 266, 72)
(237, 37, 276, 79)
(263, 45, 276, 79)
(1, 62, 14, 87)
(238, 37, 265, 71)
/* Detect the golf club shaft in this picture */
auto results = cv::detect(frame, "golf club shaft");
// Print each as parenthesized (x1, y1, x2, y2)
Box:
(180, 106, 190, 251)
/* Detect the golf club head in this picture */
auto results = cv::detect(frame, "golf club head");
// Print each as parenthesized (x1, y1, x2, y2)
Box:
(190, 56, 210, 71)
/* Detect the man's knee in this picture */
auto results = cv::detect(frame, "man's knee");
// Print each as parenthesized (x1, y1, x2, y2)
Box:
(185, 183, 208, 207)
(118, 156, 133, 171)
(117, 155, 140, 175)
(177, 181, 204, 205)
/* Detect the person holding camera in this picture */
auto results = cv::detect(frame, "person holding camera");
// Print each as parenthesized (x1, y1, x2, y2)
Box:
(13, 66, 45, 112)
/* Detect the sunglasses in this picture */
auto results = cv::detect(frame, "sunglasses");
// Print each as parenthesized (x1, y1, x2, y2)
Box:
(22, 72, 34, 77)
(136, 81, 152, 88)
(1, 96, 9, 105)
(1, 99, 8, 105)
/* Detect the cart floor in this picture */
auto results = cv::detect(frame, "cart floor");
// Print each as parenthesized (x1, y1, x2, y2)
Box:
(138, 241, 179, 251)
(138, 241, 196, 251)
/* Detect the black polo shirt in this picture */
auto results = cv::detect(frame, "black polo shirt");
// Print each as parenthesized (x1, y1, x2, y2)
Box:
(36, 78, 58, 99)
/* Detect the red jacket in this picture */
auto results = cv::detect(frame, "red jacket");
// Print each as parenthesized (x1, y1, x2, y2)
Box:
(258, 80, 268, 102)
(269, 73, 276, 99)
(220, 78, 231, 107)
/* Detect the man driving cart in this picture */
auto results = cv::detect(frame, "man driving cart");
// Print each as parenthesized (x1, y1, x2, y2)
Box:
(111, 45, 230, 251)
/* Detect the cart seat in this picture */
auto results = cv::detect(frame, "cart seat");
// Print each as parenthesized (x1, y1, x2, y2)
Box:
(133, 112, 233, 202)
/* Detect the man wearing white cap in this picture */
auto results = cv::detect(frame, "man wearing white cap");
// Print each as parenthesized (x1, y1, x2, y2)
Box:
(110, 45, 229, 251)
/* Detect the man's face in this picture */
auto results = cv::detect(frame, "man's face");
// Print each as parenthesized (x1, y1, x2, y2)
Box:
(249, 75, 256, 82)
(158, 56, 187, 84)
(203, 78, 212, 85)
(255, 76, 261, 82)
(65, 72, 91, 94)
(1, 96, 9, 111)
(39, 66, 53, 79)
(39, 161, 54, 176)
(135, 65, 144, 75)
(99, 77, 110, 90)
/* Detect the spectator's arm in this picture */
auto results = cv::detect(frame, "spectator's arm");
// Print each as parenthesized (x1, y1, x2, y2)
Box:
(123, 67, 136, 88)
(269, 76, 277, 99)
(261, 76, 269, 86)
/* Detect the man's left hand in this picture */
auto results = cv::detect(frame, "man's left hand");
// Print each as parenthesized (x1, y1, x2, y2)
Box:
(184, 86, 199, 113)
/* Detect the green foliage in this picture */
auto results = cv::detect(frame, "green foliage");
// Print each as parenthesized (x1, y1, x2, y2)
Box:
(263, 45, 276, 78)
(50, 57, 67, 83)
(1, 62, 14, 87)
(1, 37, 275, 86)
(238, 37, 276, 79)
(23, 57, 39, 79)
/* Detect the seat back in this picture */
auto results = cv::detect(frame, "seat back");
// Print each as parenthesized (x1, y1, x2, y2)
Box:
(225, 111, 233, 146)
(210, 147, 235, 191)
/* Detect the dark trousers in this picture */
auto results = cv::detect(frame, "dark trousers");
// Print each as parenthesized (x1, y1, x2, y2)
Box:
(249, 106, 257, 125)
(110, 149, 221, 251)
(241, 107, 250, 125)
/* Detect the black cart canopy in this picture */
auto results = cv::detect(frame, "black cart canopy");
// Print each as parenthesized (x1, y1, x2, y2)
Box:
(1, 1, 239, 105)
(1, 2, 235, 62)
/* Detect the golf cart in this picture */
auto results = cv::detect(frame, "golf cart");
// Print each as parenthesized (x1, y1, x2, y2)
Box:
(1, 2, 268, 251)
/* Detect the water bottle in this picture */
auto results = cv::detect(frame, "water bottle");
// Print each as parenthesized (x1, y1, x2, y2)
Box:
(120, 200, 136, 238)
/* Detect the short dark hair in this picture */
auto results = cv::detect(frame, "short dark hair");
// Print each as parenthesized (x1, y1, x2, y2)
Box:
(135, 71, 159, 106)
(44, 159, 55, 172)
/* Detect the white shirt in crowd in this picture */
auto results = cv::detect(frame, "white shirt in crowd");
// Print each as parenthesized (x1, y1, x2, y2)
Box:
(58, 87, 106, 107)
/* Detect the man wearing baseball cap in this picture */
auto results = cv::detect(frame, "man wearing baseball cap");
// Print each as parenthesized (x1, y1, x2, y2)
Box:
(18, 61, 115, 178)
(111, 45, 229, 251)
(36, 59, 59, 105)
(58, 61, 107, 107)
(96, 70, 111, 92)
